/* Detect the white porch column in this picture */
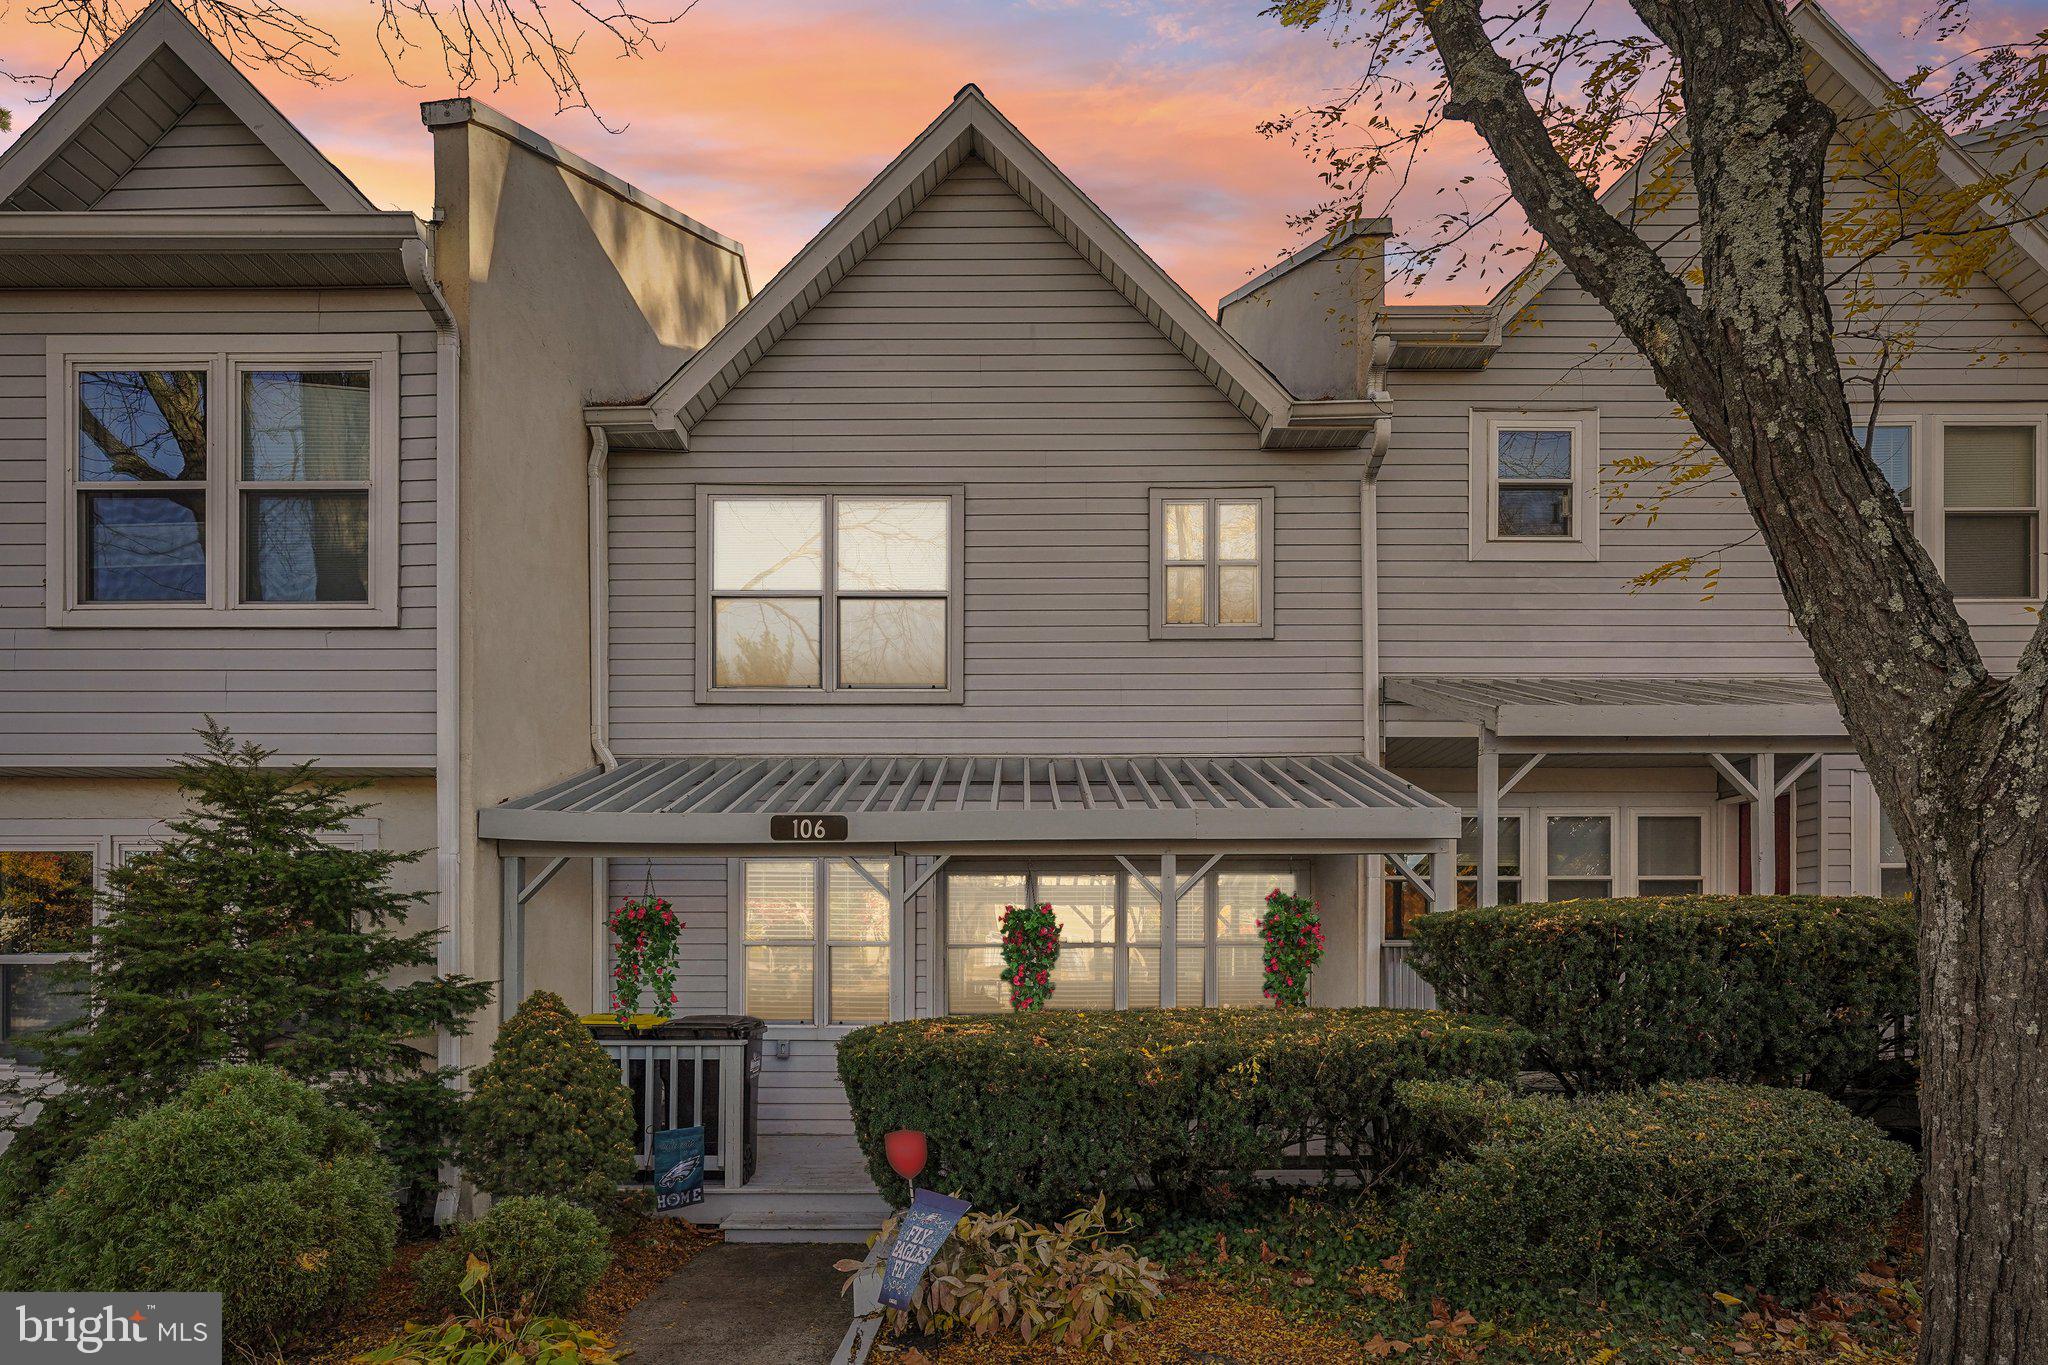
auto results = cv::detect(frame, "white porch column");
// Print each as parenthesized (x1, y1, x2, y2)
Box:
(1361, 854, 1384, 1007)
(1754, 751, 1777, 895)
(1431, 849, 1456, 917)
(1477, 727, 1501, 908)
(1157, 852, 1178, 1007)
(499, 854, 523, 1023)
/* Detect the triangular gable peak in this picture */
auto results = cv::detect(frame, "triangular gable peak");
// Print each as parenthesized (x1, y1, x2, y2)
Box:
(1383, 0, 2048, 367)
(0, 0, 373, 213)
(639, 86, 1385, 452)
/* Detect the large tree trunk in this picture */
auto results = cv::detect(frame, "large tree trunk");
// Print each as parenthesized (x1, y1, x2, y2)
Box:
(1414, 0, 2048, 1356)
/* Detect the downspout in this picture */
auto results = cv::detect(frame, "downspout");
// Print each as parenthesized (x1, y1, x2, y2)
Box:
(588, 423, 619, 771)
(403, 233, 464, 1226)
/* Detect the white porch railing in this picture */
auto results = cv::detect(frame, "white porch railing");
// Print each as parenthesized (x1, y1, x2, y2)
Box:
(1381, 942, 1438, 1010)
(599, 1037, 748, 1190)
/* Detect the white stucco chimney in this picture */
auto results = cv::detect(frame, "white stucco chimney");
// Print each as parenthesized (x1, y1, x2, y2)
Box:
(1218, 219, 1392, 401)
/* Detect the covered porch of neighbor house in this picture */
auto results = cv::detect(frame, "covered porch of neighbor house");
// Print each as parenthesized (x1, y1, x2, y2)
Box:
(480, 753, 1458, 1239)
(1374, 676, 1861, 1009)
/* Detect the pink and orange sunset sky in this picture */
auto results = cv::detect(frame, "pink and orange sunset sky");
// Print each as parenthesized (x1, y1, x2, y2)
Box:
(1, 0, 2041, 307)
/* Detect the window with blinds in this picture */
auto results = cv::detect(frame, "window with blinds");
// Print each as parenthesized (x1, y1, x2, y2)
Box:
(1943, 424, 2039, 599)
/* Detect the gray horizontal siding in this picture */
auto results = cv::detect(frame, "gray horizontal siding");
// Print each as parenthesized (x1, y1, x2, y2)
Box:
(1381, 179, 2048, 679)
(608, 159, 1366, 756)
(0, 289, 440, 768)
(94, 94, 322, 211)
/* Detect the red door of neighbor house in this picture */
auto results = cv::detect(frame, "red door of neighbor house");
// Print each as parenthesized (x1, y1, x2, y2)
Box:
(1735, 794, 1793, 894)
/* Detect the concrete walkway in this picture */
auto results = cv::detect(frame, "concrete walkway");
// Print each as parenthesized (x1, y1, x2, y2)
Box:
(621, 1241, 861, 1364)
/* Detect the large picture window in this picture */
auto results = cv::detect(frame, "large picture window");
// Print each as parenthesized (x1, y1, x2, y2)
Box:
(700, 490, 961, 701)
(49, 337, 400, 626)
(0, 847, 95, 1065)
(737, 858, 892, 1026)
(943, 864, 1299, 1012)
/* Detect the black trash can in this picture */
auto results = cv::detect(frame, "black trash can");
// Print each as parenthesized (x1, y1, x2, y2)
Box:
(642, 1014, 765, 1186)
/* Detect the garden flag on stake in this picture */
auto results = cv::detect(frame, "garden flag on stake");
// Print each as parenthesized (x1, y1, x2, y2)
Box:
(879, 1189, 970, 1310)
(652, 1126, 705, 1211)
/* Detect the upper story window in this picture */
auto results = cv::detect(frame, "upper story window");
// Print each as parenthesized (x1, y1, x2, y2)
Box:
(1467, 409, 1600, 562)
(1859, 416, 2044, 604)
(48, 336, 400, 628)
(1149, 488, 1274, 639)
(698, 489, 961, 703)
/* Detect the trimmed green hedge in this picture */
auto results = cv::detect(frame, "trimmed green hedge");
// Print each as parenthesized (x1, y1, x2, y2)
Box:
(1401, 1080, 1916, 1308)
(1409, 896, 1915, 1096)
(838, 1008, 1528, 1218)
(0, 1066, 396, 1348)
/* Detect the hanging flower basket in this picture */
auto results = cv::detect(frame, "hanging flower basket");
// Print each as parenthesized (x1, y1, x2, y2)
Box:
(608, 892, 684, 1026)
(999, 902, 1060, 1011)
(1259, 887, 1325, 1008)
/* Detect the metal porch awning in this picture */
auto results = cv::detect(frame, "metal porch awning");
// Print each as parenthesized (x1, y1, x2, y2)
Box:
(1383, 675, 1849, 746)
(480, 753, 1457, 854)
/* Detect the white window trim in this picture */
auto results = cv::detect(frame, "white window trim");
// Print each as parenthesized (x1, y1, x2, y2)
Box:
(46, 333, 402, 629)
(1626, 808, 1712, 896)
(1452, 808, 1528, 909)
(1147, 487, 1277, 640)
(725, 856, 895, 1036)
(1467, 408, 1600, 562)
(0, 837, 103, 1061)
(1847, 770, 1908, 898)
(693, 486, 965, 705)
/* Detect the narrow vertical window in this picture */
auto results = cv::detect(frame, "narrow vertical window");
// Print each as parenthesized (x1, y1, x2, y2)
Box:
(239, 370, 373, 604)
(1863, 424, 1913, 508)
(825, 862, 890, 1024)
(1942, 424, 2039, 599)
(1150, 488, 1273, 637)
(740, 859, 818, 1024)
(1876, 806, 1913, 899)
(1494, 427, 1575, 538)
(1635, 814, 1705, 895)
(1039, 873, 1116, 1010)
(942, 873, 1024, 1015)
(1544, 815, 1613, 900)
(0, 849, 95, 1064)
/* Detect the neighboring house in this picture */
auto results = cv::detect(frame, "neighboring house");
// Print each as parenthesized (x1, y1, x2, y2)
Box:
(0, 1, 749, 1127)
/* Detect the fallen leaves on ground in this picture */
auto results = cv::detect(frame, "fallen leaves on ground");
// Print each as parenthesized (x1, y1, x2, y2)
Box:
(294, 1213, 717, 1364)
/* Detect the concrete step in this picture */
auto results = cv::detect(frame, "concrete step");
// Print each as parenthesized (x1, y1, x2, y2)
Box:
(677, 1188, 891, 1244)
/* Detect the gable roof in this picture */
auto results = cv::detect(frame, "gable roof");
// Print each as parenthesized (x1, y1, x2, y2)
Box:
(0, 0, 374, 213)
(632, 85, 1387, 452)
(1382, 0, 2048, 367)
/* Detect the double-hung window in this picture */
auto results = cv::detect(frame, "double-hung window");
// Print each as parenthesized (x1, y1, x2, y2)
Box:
(700, 490, 961, 700)
(1543, 814, 1614, 899)
(1150, 489, 1274, 638)
(1939, 423, 2041, 600)
(1455, 814, 1523, 908)
(1633, 813, 1706, 895)
(0, 847, 95, 1065)
(736, 859, 891, 1026)
(49, 337, 399, 626)
(1467, 410, 1599, 561)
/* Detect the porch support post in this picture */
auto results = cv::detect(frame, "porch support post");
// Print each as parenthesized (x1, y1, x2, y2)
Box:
(1158, 852, 1178, 1007)
(1361, 853, 1384, 1007)
(1477, 727, 1501, 908)
(1754, 750, 1777, 895)
(1430, 848, 1455, 916)
(888, 856, 909, 1020)
(499, 855, 523, 1023)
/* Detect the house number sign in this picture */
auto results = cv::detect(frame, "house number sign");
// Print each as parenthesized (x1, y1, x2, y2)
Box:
(770, 814, 849, 842)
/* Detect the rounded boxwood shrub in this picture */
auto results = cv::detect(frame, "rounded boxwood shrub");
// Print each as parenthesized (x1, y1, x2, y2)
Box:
(838, 1007, 1528, 1218)
(1409, 896, 1915, 1096)
(463, 990, 636, 1208)
(416, 1195, 611, 1315)
(1402, 1080, 1916, 1309)
(0, 1065, 397, 1348)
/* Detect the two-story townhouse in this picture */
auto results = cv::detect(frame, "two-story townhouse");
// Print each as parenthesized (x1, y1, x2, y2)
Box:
(1222, 0, 2048, 1007)
(477, 86, 1463, 1236)
(0, 1, 750, 1133)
